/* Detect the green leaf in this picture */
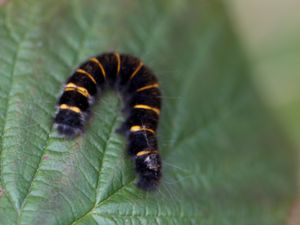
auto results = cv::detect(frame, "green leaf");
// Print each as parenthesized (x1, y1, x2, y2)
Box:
(0, 0, 296, 224)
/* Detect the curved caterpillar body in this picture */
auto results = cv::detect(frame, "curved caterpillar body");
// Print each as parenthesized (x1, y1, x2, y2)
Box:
(54, 52, 162, 190)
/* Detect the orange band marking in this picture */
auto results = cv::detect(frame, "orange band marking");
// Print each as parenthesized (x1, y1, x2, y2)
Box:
(90, 57, 106, 79)
(76, 69, 96, 84)
(136, 83, 159, 92)
(136, 150, 158, 157)
(114, 52, 121, 76)
(59, 104, 81, 113)
(129, 62, 143, 80)
(64, 83, 90, 98)
(130, 125, 155, 134)
(134, 104, 160, 115)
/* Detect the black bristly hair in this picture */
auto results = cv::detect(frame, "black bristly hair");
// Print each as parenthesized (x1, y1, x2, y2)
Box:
(54, 52, 162, 191)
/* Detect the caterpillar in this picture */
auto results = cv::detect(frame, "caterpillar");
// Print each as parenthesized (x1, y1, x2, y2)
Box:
(54, 52, 162, 191)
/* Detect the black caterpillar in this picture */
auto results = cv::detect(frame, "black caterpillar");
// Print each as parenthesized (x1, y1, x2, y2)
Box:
(54, 52, 161, 190)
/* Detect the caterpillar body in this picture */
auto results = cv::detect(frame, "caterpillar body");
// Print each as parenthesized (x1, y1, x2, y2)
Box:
(54, 52, 162, 190)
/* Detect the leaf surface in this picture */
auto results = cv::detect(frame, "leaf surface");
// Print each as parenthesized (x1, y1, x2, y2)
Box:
(0, 0, 296, 224)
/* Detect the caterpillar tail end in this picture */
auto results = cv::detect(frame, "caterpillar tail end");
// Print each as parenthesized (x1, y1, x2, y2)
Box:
(54, 109, 84, 138)
(54, 123, 83, 137)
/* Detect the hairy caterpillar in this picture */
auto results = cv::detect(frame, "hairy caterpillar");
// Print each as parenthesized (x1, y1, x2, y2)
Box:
(54, 52, 162, 190)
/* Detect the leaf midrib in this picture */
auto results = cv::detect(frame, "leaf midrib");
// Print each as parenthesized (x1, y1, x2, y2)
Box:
(0, 25, 29, 216)
(17, 23, 96, 225)
(15, 3, 114, 224)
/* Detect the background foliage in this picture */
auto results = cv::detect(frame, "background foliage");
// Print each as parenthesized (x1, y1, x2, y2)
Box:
(0, 0, 296, 224)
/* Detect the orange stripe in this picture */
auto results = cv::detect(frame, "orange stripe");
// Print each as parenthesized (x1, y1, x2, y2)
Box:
(64, 83, 90, 98)
(90, 57, 106, 78)
(76, 69, 96, 84)
(134, 104, 160, 115)
(114, 52, 121, 76)
(136, 150, 158, 157)
(129, 62, 143, 80)
(59, 104, 81, 113)
(136, 83, 159, 92)
(130, 125, 155, 134)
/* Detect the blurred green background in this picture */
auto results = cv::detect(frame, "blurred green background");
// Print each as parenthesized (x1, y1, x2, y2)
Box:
(226, 0, 300, 148)
(226, 1, 300, 223)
